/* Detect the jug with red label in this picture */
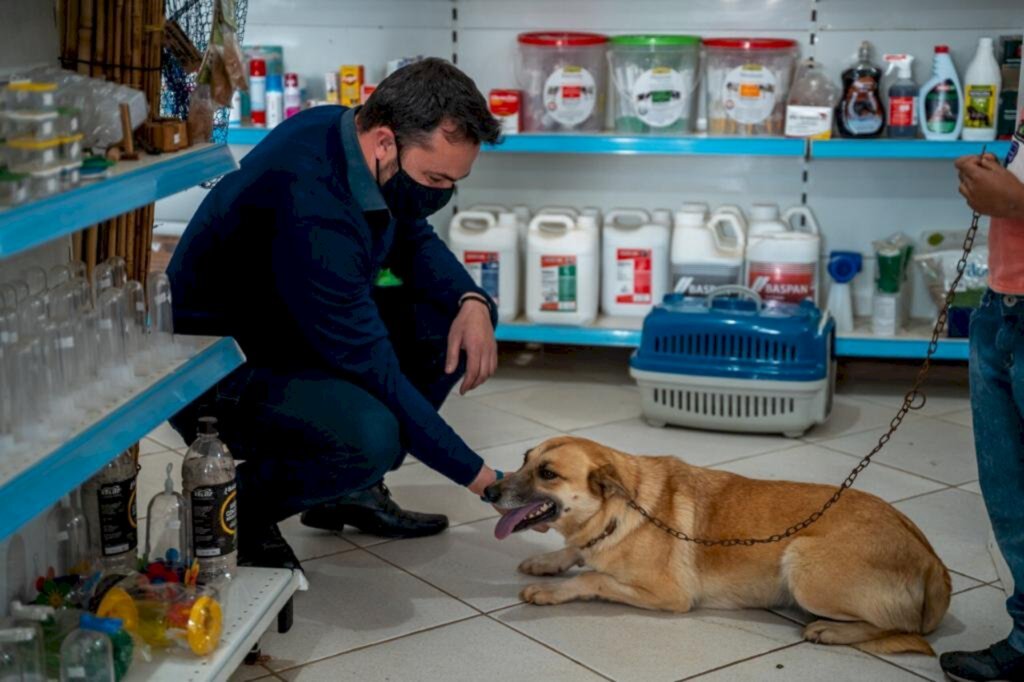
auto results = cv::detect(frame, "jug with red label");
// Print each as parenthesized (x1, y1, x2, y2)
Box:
(744, 204, 822, 306)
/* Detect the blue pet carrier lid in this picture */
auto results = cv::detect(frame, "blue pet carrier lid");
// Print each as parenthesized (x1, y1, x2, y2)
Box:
(630, 286, 834, 382)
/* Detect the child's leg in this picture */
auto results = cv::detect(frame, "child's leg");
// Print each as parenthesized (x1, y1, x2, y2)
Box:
(970, 291, 1024, 652)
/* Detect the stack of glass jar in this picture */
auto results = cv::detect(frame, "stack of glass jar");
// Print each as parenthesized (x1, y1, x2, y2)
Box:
(0, 259, 182, 457)
(1, 80, 83, 205)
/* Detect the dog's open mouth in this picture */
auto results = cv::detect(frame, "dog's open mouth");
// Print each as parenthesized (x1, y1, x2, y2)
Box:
(494, 499, 559, 540)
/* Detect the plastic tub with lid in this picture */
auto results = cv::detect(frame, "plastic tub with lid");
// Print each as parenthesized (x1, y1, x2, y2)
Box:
(5, 137, 61, 173)
(526, 213, 599, 325)
(517, 32, 608, 132)
(449, 210, 520, 322)
(5, 82, 58, 111)
(704, 38, 799, 136)
(609, 35, 701, 134)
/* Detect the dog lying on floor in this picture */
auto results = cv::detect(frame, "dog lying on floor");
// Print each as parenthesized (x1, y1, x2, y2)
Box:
(484, 436, 951, 655)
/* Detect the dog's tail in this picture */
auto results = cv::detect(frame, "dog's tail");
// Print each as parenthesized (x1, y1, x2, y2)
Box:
(854, 633, 936, 656)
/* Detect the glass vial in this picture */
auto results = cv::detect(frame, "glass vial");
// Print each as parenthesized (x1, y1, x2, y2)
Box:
(145, 463, 189, 570)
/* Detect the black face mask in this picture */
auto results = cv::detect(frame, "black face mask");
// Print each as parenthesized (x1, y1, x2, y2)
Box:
(376, 143, 454, 223)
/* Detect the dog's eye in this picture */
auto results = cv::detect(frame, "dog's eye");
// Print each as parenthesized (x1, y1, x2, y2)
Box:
(538, 467, 558, 481)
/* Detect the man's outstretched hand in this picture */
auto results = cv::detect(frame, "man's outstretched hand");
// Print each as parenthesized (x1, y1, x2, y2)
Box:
(446, 299, 497, 394)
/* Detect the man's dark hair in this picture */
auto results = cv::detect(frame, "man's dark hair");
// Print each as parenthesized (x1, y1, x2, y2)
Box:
(356, 57, 501, 147)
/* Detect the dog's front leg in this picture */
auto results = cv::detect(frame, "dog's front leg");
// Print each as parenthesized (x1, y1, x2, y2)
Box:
(522, 572, 691, 612)
(518, 547, 583, 576)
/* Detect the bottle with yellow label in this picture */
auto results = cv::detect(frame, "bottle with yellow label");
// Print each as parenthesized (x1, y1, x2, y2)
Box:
(183, 417, 237, 585)
(963, 37, 1002, 141)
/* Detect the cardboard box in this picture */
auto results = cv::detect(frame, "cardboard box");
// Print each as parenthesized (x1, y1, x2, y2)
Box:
(142, 118, 189, 152)
(339, 65, 364, 107)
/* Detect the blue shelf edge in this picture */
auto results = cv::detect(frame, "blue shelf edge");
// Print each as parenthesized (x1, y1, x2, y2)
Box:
(0, 337, 246, 541)
(495, 322, 969, 360)
(484, 134, 806, 156)
(226, 126, 270, 145)
(0, 144, 237, 259)
(812, 139, 1012, 160)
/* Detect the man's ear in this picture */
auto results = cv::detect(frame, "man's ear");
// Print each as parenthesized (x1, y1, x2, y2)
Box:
(588, 463, 627, 499)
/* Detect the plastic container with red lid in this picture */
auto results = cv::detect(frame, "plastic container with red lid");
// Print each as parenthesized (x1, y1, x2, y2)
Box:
(516, 31, 609, 131)
(703, 37, 799, 136)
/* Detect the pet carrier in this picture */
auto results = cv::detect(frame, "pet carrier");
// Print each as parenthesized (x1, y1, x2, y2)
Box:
(629, 286, 835, 437)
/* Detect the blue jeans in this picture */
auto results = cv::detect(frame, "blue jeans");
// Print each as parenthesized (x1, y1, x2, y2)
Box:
(170, 288, 467, 529)
(970, 289, 1024, 652)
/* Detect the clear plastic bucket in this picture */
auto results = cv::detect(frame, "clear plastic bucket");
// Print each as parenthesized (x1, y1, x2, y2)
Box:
(517, 32, 608, 132)
(608, 35, 701, 134)
(704, 38, 798, 136)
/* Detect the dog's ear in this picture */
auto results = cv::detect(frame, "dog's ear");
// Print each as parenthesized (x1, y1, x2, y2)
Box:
(588, 463, 627, 499)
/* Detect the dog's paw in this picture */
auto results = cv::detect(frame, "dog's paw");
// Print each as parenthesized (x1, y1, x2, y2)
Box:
(521, 583, 568, 605)
(803, 620, 842, 644)
(518, 555, 568, 577)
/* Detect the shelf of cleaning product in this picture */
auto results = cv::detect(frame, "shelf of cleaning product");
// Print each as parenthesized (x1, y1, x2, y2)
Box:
(495, 316, 969, 360)
(810, 139, 1012, 160)
(0, 336, 245, 541)
(0, 143, 237, 259)
(126, 567, 301, 682)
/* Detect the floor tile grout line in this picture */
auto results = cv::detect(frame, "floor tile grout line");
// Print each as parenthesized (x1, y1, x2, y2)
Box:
(475, 385, 643, 434)
(861, 649, 937, 681)
(890, 484, 958, 505)
(482, 612, 617, 681)
(675, 640, 805, 681)
(815, 441, 972, 488)
(264, 613, 484, 677)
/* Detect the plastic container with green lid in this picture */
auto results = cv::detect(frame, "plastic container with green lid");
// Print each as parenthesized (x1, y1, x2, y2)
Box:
(609, 34, 701, 134)
(516, 31, 609, 132)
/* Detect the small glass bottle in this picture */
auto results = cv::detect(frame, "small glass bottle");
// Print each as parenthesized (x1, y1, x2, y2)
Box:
(82, 451, 138, 575)
(96, 288, 132, 391)
(146, 272, 176, 363)
(59, 614, 115, 682)
(145, 463, 189, 570)
(45, 492, 92, 577)
(122, 281, 147, 371)
(183, 418, 237, 584)
(0, 618, 46, 682)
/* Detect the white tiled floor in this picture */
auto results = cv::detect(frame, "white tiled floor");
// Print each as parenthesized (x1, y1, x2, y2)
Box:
(145, 348, 1010, 682)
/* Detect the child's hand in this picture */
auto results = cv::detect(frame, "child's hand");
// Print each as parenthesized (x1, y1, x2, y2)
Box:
(955, 153, 1024, 220)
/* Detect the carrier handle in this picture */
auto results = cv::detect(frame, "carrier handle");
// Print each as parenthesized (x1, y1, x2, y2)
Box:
(604, 208, 651, 229)
(782, 205, 821, 235)
(450, 210, 497, 232)
(705, 285, 763, 310)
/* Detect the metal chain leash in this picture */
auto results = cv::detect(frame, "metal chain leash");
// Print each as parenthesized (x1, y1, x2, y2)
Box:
(625, 166, 985, 548)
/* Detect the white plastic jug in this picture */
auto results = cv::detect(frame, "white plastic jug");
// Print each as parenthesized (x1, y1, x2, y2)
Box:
(526, 213, 599, 326)
(679, 202, 709, 220)
(469, 204, 509, 218)
(714, 204, 748, 235)
(537, 206, 579, 218)
(671, 208, 745, 296)
(744, 204, 823, 305)
(602, 209, 670, 316)
(449, 210, 520, 322)
(651, 209, 672, 227)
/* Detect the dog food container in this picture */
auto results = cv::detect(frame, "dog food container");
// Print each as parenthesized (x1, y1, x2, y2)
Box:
(0, 170, 30, 206)
(5, 137, 61, 173)
(630, 286, 834, 437)
(704, 38, 798, 136)
(517, 32, 608, 132)
(2, 110, 59, 141)
(58, 134, 84, 162)
(28, 165, 62, 198)
(609, 34, 701, 134)
(5, 81, 58, 112)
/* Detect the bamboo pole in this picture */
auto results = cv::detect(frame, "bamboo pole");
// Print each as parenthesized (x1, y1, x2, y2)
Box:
(112, 0, 125, 84)
(85, 227, 98, 277)
(76, 0, 92, 75)
(130, 0, 144, 92)
(92, 0, 105, 79)
(125, 215, 136, 279)
(72, 231, 83, 264)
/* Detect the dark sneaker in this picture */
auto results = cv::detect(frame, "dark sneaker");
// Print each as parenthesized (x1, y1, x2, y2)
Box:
(300, 482, 449, 539)
(941, 638, 1024, 681)
(238, 522, 304, 573)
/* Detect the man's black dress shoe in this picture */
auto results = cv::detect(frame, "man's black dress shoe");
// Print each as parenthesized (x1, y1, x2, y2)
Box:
(300, 482, 449, 539)
(238, 522, 304, 572)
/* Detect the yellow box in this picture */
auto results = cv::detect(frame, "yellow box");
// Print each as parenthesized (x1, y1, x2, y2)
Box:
(339, 65, 364, 106)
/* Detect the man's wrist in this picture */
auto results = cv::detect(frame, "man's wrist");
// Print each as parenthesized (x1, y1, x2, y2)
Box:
(459, 292, 493, 311)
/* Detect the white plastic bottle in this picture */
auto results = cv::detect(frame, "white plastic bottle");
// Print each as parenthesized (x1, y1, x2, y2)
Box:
(448, 210, 520, 321)
(183, 417, 237, 585)
(744, 205, 823, 306)
(919, 45, 964, 141)
(962, 37, 1001, 141)
(670, 209, 745, 296)
(526, 214, 599, 326)
(82, 450, 138, 574)
(601, 209, 670, 316)
(265, 74, 284, 129)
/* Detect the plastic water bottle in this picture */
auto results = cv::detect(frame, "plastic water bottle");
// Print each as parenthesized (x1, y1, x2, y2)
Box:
(82, 451, 138, 574)
(59, 614, 116, 682)
(183, 417, 237, 584)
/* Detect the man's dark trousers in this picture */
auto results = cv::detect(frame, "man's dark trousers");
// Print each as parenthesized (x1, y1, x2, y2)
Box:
(170, 286, 467, 530)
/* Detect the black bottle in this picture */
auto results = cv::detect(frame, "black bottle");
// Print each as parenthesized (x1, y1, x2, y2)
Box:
(836, 41, 886, 138)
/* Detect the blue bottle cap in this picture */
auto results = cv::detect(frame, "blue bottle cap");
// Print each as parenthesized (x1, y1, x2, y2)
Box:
(80, 612, 123, 635)
(267, 74, 284, 92)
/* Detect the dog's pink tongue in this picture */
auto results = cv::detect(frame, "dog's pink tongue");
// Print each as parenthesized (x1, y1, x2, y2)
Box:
(494, 501, 547, 540)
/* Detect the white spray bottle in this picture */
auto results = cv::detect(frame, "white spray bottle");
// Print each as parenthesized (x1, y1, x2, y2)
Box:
(919, 45, 964, 141)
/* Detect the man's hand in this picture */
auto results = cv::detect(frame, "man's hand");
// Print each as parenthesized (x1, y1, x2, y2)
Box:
(446, 299, 497, 394)
(955, 153, 1024, 220)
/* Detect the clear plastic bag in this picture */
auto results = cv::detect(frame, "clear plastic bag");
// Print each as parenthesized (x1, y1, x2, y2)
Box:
(914, 230, 989, 309)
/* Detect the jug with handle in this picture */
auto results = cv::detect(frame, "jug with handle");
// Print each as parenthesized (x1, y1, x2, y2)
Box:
(449, 210, 520, 321)
(602, 208, 670, 316)
(748, 203, 820, 237)
(670, 209, 746, 297)
(744, 204, 823, 306)
(526, 214, 599, 326)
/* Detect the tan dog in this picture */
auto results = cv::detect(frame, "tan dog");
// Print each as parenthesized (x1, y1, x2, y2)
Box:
(486, 436, 951, 655)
